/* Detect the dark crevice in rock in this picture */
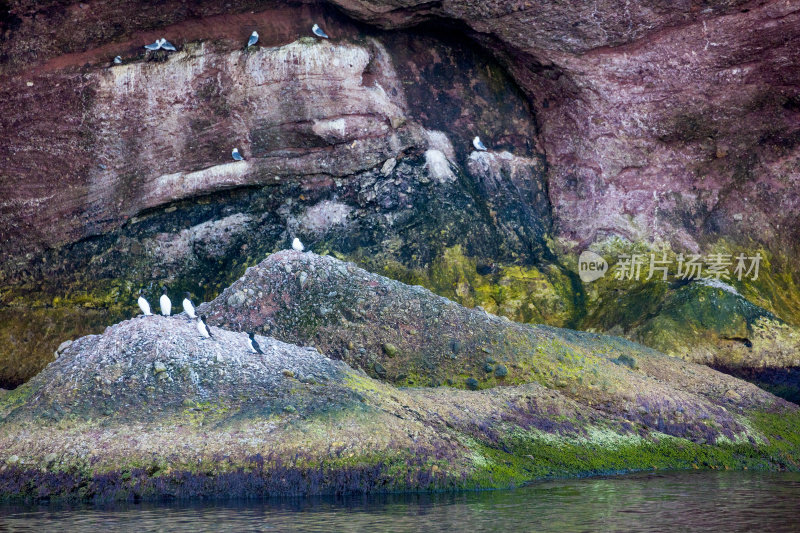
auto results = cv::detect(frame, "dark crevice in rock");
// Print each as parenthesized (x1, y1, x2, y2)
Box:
(711, 364, 800, 405)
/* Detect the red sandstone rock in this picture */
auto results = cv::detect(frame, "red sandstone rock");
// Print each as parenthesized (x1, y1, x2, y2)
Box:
(1, 0, 798, 257)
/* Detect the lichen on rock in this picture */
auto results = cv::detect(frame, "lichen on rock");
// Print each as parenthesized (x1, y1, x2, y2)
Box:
(1, 252, 799, 501)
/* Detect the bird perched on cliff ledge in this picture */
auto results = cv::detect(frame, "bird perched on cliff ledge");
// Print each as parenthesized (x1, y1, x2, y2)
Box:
(292, 237, 305, 252)
(247, 31, 259, 47)
(144, 38, 177, 52)
(160, 38, 177, 51)
(232, 148, 244, 161)
(312, 24, 329, 39)
(473, 136, 487, 151)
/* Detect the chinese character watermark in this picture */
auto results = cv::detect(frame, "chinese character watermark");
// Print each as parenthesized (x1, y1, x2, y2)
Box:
(580, 252, 761, 283)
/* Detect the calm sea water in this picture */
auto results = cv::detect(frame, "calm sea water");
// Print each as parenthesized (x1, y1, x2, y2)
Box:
(1, 471, 798, 532)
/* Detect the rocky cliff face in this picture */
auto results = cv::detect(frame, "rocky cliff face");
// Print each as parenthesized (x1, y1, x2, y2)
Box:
(332, 0, 800, 252)
(1, 1, 799, 395)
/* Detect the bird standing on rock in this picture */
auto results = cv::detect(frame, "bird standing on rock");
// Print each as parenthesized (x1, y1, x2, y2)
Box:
(183, 292, 196, 319)
(292, 237, 304, 252)
(247, 31, 259, 47)
(197, 316, 213, 338)
(113, 56, 122, 64)
(137, 290, 152, 316)
(144, 39, 161, 51)
(160, 287, 171, 316)
(473, 136, 487, 151)
(232, 148, 244, 161)
(312, 24, 329, 39)
(247, 332, 263, 354)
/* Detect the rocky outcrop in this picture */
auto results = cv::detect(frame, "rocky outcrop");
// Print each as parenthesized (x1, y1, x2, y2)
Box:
(203, 251, 788, 433)
(329, 0, 800, 253)
(1, 1, 799, 397)
(1, 253, 798, 501)
(0, 16, 554, 387)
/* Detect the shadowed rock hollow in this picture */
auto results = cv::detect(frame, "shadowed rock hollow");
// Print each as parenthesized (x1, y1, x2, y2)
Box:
(1, 252, 799, 500)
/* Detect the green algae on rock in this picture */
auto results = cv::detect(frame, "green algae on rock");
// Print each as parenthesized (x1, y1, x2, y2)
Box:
(569, 239, 800, 400)
(1, 252, 799, 501)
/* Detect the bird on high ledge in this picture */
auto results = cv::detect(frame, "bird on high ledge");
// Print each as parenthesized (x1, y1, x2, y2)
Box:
(473, 136, 487, 151)
(312, 24, 329, 39)
(160, 38, 177, 51)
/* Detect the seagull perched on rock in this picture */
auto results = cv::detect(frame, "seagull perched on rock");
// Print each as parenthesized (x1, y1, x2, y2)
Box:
(247, 31, 259, 47)
(160, 38, 177, 51)
(232, 148, 244, 161)
(144, 39, 162, 51)
(473, 136, 487, 151)
(312, 24, 329, 39)
(292, 237, 304, 252)
(247, 332, 263, 354)
(197, 316, 213, 339)
(137, 290, 152, 316)
(160, 287, 171, 316)
(182, 292, 196, 319)
(113, 56, 122, 64)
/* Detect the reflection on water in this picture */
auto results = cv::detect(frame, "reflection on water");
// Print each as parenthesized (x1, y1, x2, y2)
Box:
(1, 471, 799, 532)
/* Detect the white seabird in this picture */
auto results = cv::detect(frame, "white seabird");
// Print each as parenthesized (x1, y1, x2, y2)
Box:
(311, 24, 329, 39)
(137, 290, 152, 316)
(247, 332, 263, 354)
(473, 136, 488, 151)
(292, 237, 304, 252)
(144, 39, 162, 51)
(113, 56, 122, 64)
(232, 148, 244, 161)
(247, 31, 259, 47)
(160, 38, 177, 51)
(197, 316, 213, 338)
(182, 292, 197, 319)
(159, 287, 171, 316)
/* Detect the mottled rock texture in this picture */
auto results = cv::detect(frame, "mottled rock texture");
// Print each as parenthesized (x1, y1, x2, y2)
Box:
(330, 0, 800, 252)
(1, 254, 798, 501)
(204, 251, 784, 425)
(1, 1, 799, 394)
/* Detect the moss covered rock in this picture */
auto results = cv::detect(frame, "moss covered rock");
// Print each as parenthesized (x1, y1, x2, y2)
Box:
(1, 253, 799, 501)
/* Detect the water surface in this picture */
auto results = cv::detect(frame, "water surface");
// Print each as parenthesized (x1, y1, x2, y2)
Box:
(1, 471, 798, 532)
